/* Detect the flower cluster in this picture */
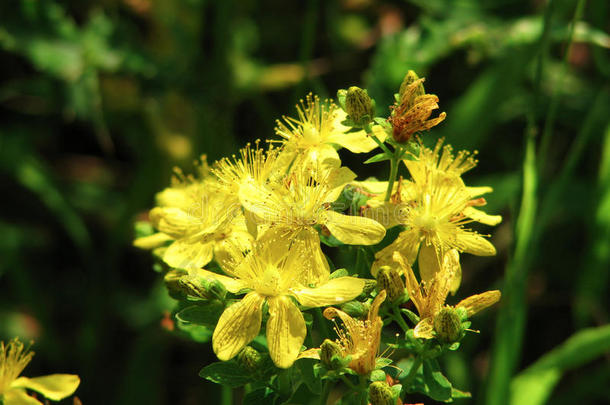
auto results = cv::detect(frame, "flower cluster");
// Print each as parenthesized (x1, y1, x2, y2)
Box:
(135, 72, 502, 404)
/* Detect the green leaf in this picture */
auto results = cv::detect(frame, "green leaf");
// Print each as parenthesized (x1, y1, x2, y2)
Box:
(510, 325, 610, 405)
(364, 152, 392, 164)
(295, 358, 322, 394)
(375, 357, 393, 369)
(199, 360, 253, 388)
(175, 301, 224, 326)
(243, 387, 277, 405)
(422, 359, 452, 402)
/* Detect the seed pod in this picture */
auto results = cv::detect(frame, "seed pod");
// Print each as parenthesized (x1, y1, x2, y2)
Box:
(433, 307, 464, 343)
(368, 381, 394, 405)
(345, 86, 375, 125)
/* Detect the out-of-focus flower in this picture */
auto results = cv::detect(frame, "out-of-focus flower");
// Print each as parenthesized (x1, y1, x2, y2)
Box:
(0, 338, 80, 404)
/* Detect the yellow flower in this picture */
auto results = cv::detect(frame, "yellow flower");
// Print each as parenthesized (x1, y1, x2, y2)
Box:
(194, 242, 366, 369)
(405, 138, 502, 227)
(211, 141, 284, 198)
(366, 140, 500, 289)
(275, 93, 384, 170)
(134, 167, 253, 270)
(393, 251, 500, 340)
(240, 164, 386, 284)
(298, 290, 387, 375)
(0, 339, 80, 405)
(389, 71, 446, 143)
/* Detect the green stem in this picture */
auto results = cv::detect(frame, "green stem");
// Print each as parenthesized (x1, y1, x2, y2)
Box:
(384, 155, 399, 201)
(221, 385, 232, 405)
(364, 123, 392, 156)
(340, 375, 358, 390)
(392, 306, 409, 333)
(319, 380, 332, 405)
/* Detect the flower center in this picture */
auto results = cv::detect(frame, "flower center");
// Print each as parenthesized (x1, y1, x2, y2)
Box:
(255, 266, 283, 297)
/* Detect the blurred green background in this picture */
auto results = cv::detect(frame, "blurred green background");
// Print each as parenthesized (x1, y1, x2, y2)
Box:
(0, 0, 608, 404)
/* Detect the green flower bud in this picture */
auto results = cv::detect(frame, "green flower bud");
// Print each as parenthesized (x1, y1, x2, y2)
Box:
(368, 381, 394, 405)
(345, 86, 374, 125)
(320, 339, 345, 370)
(376, 266, 405, 302)
(164, 270, 207, 298)
(340, 300, 370, 318)
(237, 346, 263, 373)
(433, 307, 464, 343)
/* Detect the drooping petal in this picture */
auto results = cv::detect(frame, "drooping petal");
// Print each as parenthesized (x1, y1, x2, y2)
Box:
(163, 239, 214, 269)
(266, 296, 307, 369)
(322, 210, 386, 245)
(463, 207, 502, 226)
(368, 290, 387, 320)
(392, 252, 424, 315)
(466, 186, 493, 198)
(213, 292, 264, 361)
(11, 375, 80, 401)
(149, 207, 197, 238)
(3, 388, 43, 405)
(457, 290, 501, 317)
(457, 231, 496, 256)
(291, 277, 365, 307)
(426, 250, 459, 316)
(372, 230, 421, 276)
(213, 230, 254, 276)
(323, 307, 361, 336)
(133, 233, 173, 250)
(189, 268, 249, 293)
(413, 317, 435, 339)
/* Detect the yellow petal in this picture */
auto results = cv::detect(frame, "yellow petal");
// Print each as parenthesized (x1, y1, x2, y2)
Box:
(285, 228, 330, 285)
(163, 239, 214, 269)
(463, 207, 502, 226)
(303, 145, 342, 172)
(368, 290, 387, 320)
(375, 230, 421, 266)
(133, 233, 173, 250)
(266, 296, 307, 369)
(352, 180, 388, 195)
(466, 186, 493, 198)
(322, 210, 386, 245)
(326, 125, 378, 153)
(213, 230, 254, 275)
(3, 388, 42, 405)
(426, 250, 459, 315)
(418, 243, 441, 285)
(457, 231, 496, 256)
(189, 269, 248, 293)
(363, 201, 406, 229)
(413, 317, 435, 339)
(296, 348, 321, 360)
(149, 207, 195, 239)
(291, 277, 365, 307)
(457, 290, 501, 317)
(213, 292, 264, 361)
(323, 166, 357, 203)
(11, 375, 80, 401)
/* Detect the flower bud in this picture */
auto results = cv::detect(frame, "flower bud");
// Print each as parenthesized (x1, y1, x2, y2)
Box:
(376, 266, 405, 302)
(340, 300, 370, 318)
(345, 86, 374, 125)
(368, 381, 394, 405)
(433, 307, 464, 343)
(319, 339, 345, 370)
(237, 346, 263, 373)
